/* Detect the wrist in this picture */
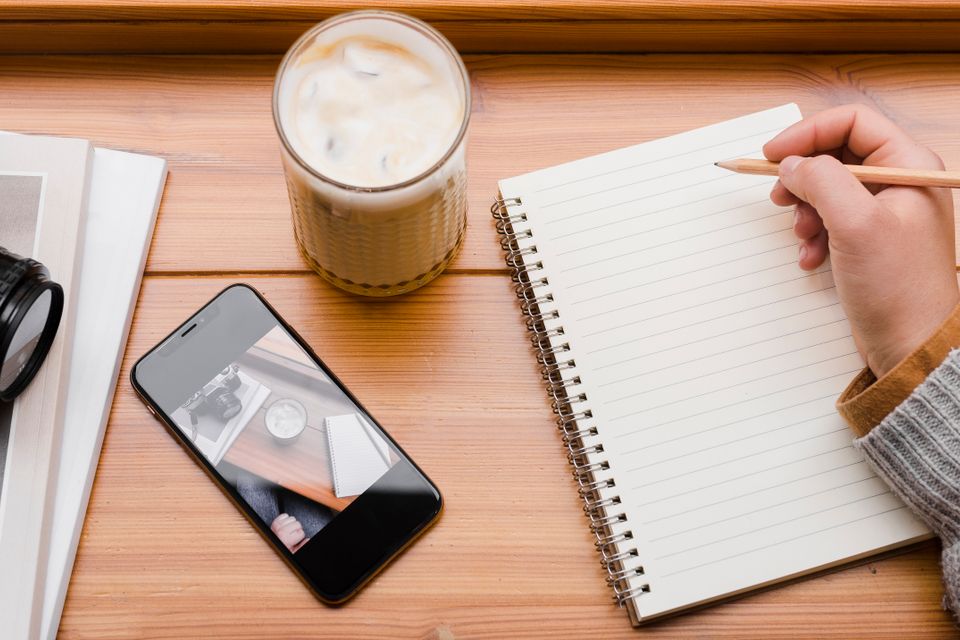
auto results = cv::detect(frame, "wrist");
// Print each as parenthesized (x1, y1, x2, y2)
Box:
(868, 292, 960, 378)
(870, 341, 926, 380)
(838, 299, 960, 437)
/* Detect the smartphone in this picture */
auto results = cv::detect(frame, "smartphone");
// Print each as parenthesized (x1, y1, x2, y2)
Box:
(131, 284, 442, 603)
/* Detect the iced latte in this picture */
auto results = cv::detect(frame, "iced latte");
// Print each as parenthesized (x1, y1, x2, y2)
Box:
(273, 12, 470, 296)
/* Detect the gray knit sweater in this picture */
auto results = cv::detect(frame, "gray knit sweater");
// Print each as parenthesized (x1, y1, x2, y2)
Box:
(855, 348, 960, 615)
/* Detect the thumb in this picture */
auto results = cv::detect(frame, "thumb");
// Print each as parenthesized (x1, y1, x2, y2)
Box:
(778, 155, 879, 234)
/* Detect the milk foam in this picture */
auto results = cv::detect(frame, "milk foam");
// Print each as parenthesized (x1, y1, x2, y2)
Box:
(280, 36, 464, 188)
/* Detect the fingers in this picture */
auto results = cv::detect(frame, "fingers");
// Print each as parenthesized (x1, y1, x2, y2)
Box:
(271, 514, 305, 540)
(793, 202, 823, 241)
(777, 155, 882, 235)
(763, 104, 943, 170)
(775, 188, 826, 270)
(279, 522, 304, 539)
(770, 180, 798, 206)
(799, 228, 829, 270)
(791, 202, 827, 270)
(292, 537, 311, 553)
(278, 517, 302, 532)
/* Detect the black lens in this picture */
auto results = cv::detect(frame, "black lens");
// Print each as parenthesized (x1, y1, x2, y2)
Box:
(208, 387, 242, 421)
(1, 288, 53, 390)
(0, 247, 64, 402)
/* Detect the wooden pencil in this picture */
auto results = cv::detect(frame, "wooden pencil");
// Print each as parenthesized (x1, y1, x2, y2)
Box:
(715, 158, 960, 189)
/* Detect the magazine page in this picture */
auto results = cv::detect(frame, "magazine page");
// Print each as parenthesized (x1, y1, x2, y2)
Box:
(0, 171, 47, 505)
(0, 135, 92, 640)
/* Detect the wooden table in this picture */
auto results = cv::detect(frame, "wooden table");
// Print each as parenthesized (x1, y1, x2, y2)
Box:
(2, 3, 959, 637)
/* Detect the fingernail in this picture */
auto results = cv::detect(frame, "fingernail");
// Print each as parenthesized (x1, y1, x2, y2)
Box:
(780, 155, 805, 176)
(799, 244, 808, 263)
(793, 208, 799, 227)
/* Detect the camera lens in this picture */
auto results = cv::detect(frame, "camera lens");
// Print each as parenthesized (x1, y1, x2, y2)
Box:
(208, 386, 242, 421)
(1, 289, 52, 388)
(0, 246, 64, 401)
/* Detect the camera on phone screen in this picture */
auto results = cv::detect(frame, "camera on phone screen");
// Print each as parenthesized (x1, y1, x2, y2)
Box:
(181, 364, 243, 424)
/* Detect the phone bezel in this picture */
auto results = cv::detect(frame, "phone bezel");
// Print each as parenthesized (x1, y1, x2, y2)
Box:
(130, 283, 443, 604)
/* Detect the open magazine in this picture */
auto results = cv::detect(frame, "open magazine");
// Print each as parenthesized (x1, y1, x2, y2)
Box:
(0, 134, 167, 640)
(0, 136, 91, 640)
(0, 174, 54, 498)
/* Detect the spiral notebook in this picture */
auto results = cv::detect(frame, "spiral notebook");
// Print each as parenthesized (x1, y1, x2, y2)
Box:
(325, 413, 391, 498)
(493, 104, 930, 625)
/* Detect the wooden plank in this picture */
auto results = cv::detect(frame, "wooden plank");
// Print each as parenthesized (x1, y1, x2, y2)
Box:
(59, 274, 955, 638)
(3, 0, 960, 21)
(2, 54, 959, 276)
(2, 20, 960, 55)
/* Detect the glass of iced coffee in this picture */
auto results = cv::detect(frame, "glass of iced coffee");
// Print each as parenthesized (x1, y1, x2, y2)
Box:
(273, 11, 470, 296)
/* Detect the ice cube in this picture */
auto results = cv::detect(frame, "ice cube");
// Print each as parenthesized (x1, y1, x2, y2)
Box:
(342, 41, 384, 78)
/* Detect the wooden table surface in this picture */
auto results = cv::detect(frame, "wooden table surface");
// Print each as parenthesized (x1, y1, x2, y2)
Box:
(4, 47, 960, 639)
(4, 0, 960, 53)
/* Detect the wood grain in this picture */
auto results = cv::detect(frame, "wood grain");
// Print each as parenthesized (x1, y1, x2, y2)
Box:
(3, 0, 960, 54)
(2, 54, 959, 276)
(3, 20, 960, 54)
(3, 0, 960, 21)
(60, 275, 956, 638)
(12, 46, 956, 638)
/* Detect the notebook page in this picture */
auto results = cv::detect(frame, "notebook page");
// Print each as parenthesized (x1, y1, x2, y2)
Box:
(325, 413, 391, 498)
(498, 104, 930, 621)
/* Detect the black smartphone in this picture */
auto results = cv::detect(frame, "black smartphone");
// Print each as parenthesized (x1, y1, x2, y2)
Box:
(131, 284, 442, 603)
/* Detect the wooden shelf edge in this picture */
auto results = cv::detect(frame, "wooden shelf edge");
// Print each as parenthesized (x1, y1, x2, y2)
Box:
(3, 1, 960, 22)
(1, 19, 960, 54)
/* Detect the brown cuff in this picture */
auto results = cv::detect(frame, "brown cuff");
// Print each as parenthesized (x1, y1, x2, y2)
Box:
(837, 301, 960, 437)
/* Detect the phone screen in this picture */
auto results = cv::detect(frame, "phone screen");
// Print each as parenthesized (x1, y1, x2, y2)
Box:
(133, 286, 439, 589)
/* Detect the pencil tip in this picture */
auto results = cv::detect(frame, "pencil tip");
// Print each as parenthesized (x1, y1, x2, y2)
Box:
(713, 162, 720, 167)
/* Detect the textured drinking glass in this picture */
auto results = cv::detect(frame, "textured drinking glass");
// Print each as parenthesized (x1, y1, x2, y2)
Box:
(273, 11, 470, 297)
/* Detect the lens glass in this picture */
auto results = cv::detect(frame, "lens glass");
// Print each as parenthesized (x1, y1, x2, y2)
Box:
(1, 289, 52, 393)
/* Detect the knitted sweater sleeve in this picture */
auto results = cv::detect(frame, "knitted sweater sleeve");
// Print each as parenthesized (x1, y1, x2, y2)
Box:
(855, 348, 960, 615)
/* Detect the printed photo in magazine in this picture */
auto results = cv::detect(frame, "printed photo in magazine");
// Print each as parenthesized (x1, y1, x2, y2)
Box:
(0, 172, 45, 503)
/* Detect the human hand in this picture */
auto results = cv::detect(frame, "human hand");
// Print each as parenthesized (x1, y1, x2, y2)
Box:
(764, 104, 958, 378)
(271, 513, 308, 552)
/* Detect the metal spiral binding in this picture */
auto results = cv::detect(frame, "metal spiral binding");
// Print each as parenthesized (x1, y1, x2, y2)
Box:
(492, 197, 649, 607)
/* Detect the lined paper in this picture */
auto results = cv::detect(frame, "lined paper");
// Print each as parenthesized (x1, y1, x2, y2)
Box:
(498, 104, 929, 622)
(325, 413, 392, 498)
